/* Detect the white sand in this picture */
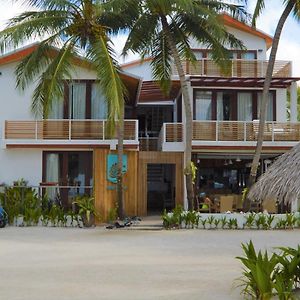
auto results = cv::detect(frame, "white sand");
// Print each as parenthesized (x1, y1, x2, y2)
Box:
(0, 227, 299, 300)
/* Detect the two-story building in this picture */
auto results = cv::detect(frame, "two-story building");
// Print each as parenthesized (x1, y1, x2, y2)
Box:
(0, 15, 299, 219)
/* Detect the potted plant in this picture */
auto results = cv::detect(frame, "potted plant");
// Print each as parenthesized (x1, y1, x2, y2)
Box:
(73, 196, 98, 227)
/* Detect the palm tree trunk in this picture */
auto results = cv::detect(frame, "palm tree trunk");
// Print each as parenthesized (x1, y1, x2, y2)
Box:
(245, 1, 294, 209)
(117, 105, 125, 219)
(160, 16, 194, 210)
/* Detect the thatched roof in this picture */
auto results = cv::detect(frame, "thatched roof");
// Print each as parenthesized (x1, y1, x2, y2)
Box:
(248, 143, 300, 205)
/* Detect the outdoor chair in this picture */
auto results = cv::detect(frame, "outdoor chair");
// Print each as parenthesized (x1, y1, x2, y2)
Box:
(219, 195, 234, 213)
(262, 199, 277, 214)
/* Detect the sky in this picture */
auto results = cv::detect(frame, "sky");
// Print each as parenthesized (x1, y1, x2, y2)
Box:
(0, 0, 300, 75)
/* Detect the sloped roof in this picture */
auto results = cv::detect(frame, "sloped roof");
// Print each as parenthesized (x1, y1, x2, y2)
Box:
(138, 81, 181, 103)
(122, 15, 274, 69)
(0, 43, 141, 104)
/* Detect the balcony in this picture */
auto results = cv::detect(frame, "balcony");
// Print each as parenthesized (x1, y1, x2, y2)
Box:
(172, 59, 292, 78)
(160, 121, 300, 151)
(3, 119, 139, 148)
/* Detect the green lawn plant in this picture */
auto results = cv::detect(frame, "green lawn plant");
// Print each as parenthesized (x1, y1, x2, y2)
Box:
(221, 216, 227, 229)
(73, 196, 98, 227)
(207, 215, 215, 229)
(236, 241, 300, 299)
(244, 213, 256, 229)
(214, 218, 220, 229)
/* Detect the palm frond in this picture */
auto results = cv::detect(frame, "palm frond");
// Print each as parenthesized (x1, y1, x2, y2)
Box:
(252, 0, 265, 27)
(86, 33, 125, 126)
(31, 39, 76, 117)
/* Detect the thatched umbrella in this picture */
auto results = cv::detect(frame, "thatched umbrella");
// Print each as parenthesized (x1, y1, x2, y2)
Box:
(248, 143, 300, 205)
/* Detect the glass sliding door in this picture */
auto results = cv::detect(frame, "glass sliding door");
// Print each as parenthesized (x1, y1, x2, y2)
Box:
(237, 92, 253, 121)
(257, 92, 274, 121)
(217, 92, 234, 121)
(48, 99, 64, 119)
(91, 83, 107, 119)
(43, 152, 93, 208)
(194, 91, 212, 120)
(69, 83, 86, 119)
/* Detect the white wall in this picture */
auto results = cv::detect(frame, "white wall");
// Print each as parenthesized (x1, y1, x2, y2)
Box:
(122, 61, 153, 81)
(0, 149, 42, 185)
(188, 27, 267, 59)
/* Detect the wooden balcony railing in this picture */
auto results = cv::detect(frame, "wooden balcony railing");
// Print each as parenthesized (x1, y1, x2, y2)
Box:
(4, 119, 139, 141)
(163, 121, 300, 143)
(172, 59, 292, 78)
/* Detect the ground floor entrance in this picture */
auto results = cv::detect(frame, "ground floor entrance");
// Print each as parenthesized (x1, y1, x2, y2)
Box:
(147, 164, 176, 214)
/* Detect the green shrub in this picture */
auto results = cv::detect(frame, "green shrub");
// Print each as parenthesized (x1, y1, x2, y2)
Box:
(236, 241, 300, 299)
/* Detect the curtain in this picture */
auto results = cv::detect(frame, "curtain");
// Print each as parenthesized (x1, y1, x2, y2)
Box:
(238, 93, 252, 121)
(91, 83, 107, 119)
(217, 92, 224, 120)
(195, 91, 212, 120)
(69, 83, 86, 119)
(45, 153, 60, 200)
(258, 92, 274, 121)
(48, 99, 64, 119)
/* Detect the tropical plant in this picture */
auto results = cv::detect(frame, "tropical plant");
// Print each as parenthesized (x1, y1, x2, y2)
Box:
(228, 218, 238, 230)
(214, 218, 220, 229)
(255, 214, 267, 230)
(73, 195, 98, 227)
(118, 0, 247, 210)
(244, 213, 256, 229)
(207, 215, 215, 229)
(220, 216, 227, 229)
(0, 0, 127, 219)
(266, 214, 275, 230)
(200, 217, 207, 229)
(285, 213, 297, 229)
(236, 240, 278, 300)
(276, 218, 288, 230)
(236, 241, 300, 299)
(248, 0, 299, 188)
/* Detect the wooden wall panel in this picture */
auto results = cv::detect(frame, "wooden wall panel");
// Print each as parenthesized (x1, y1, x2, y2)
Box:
(94, 149, 138, 222)
(137, 152, 184, 216)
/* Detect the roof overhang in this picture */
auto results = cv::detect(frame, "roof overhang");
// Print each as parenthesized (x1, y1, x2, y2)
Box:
(190, 76, 300, 89)
(221, 14, 273, 49)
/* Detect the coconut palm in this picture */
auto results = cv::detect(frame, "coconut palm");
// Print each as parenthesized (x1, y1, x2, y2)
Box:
(0, 0, 127, 218)
(116, 0, 247, 210)
(248, 0, 298, 188)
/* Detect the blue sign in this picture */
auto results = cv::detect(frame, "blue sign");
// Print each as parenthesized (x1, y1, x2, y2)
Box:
(107, 154, 128, 183)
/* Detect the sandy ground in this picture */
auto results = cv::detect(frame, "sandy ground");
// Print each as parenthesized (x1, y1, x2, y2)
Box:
(0, 227, 299, 300)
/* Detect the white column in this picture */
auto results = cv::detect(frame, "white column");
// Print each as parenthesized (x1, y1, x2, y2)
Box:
(291, 198, 299, 213)
(290, 82, 297, 122)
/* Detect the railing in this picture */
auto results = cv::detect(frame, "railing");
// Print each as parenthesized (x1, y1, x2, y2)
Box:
(4, 119, 139, 142)
(163, 121, 300, 143)
(172, 59, 292, 78)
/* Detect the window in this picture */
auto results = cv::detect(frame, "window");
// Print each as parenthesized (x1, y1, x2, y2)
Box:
(217, 92, 234, 121)
(195, 91, 212, 120)
(237, 92, 253, 121)
(48, 99, 64, 119)
(241, 52, 256, 60)
(257, 92, 274, 121)
(69, 83, 86, 119)
(91, 83, 107, 119)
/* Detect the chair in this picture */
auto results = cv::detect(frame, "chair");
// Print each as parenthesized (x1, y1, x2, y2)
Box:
(262, 199, 277, 214)
(220, 195, 234, 213)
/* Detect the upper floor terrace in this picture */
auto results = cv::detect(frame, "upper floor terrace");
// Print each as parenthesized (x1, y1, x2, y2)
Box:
(171, 59, 291, 78)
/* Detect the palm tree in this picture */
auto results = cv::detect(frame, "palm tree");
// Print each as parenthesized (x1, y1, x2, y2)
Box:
(116, 0, 247, 210)
(0, 0, 126, 218)
(248, 0, 297, 189)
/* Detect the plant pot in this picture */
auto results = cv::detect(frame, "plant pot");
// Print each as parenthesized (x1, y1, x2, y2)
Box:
(82, 213, 95, 228)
